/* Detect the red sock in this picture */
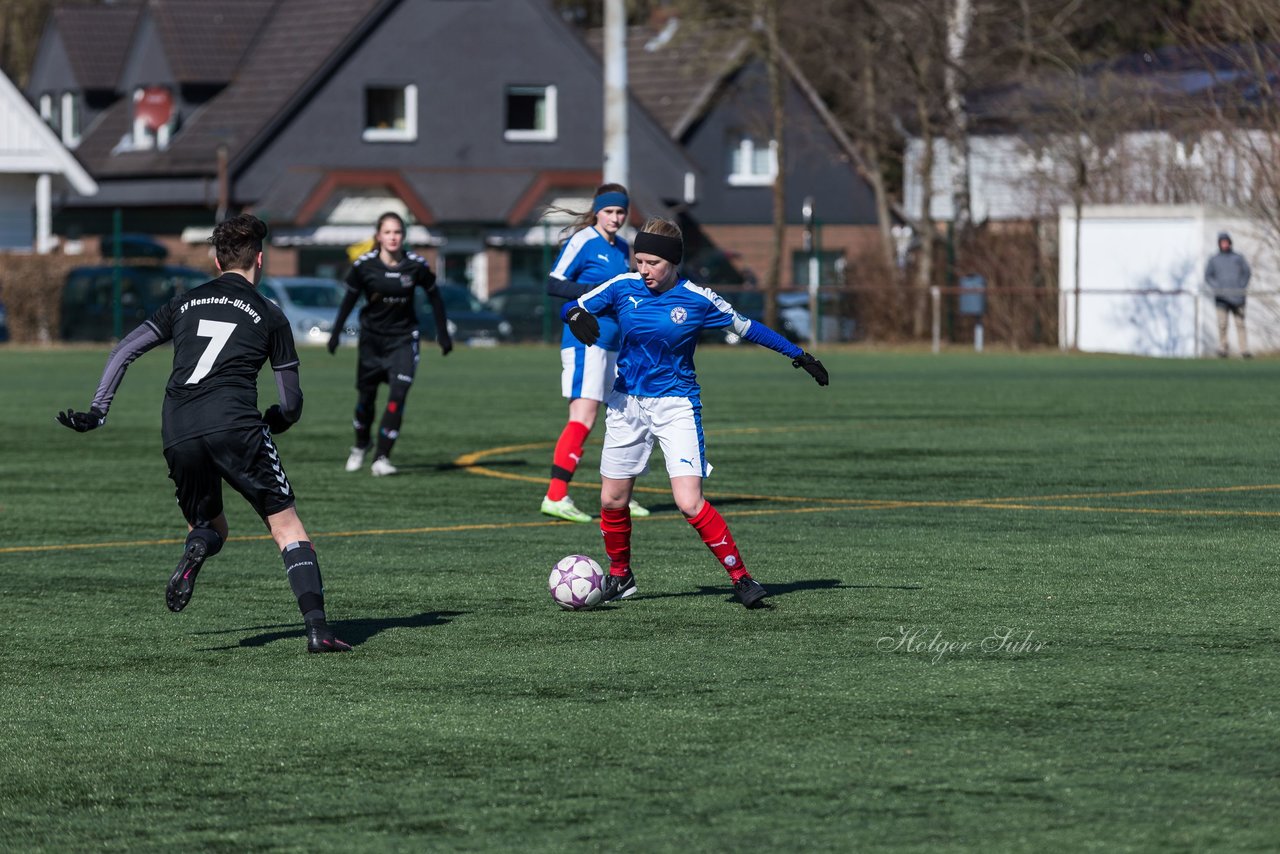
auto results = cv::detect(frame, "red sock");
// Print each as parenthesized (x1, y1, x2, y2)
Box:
(688, 501, 748, 581)
(600, 506, 632, 575)
(546, 420, 591, 501)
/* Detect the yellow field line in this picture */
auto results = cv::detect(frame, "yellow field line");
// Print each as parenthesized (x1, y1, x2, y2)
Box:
(0, 505, 866, 556)
(979, 484, 1280, 502)
(6, 438, 1280, 556)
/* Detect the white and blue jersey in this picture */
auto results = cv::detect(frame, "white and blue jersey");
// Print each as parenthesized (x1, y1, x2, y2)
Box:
(577, 273, 802, 399)
(550, 227, 629, 351)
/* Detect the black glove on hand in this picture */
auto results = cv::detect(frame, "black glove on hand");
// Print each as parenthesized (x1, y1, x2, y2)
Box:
(566, 306, 600, 346)
(326, 332, 340, 355)
(262, 405, 294, 435)
(439, 334, 453, 357)
(56, 407, 107, 432)
(792, 352, 829, 386)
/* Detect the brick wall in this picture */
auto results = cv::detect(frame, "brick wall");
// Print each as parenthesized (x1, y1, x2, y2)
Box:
(698, 223, 883, 287)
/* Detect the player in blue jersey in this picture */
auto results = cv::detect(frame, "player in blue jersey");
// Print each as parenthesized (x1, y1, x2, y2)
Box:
(562, 216, 829, 608)
(541, 184, 649, 523)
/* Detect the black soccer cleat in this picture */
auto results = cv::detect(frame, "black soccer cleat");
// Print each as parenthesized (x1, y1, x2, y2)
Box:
(601, 569, 638, 603)
(733, 575, 769, 609)
(166, 538, 208, 613)
(306, 619, 353, 653)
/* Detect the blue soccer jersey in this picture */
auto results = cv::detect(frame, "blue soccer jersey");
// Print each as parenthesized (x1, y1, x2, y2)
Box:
(579, 273, 754, 398)
(550, 227, 629, 351)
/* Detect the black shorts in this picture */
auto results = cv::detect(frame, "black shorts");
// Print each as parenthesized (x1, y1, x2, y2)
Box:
(357, 330, 419, 390)
(1214, 297, 1245, 316)
(163, 424, 296, 526)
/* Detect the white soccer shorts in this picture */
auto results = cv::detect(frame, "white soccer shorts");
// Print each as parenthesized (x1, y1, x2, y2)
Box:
(560, 344, 618, 402)
(599, 392, 714, 480)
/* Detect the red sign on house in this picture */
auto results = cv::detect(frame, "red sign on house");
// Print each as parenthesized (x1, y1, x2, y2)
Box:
(134, 87, 174, 131)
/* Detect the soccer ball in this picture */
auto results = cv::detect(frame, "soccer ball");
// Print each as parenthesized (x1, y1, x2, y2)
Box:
(548, 554, 605, 611)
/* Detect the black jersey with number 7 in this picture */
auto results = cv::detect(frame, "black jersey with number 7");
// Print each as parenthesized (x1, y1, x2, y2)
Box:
(144, 272, 298, 448)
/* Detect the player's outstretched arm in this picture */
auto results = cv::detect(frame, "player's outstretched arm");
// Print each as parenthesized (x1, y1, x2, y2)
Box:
(562, 304, 600, 346)
(425, 284, 452, 355)
(263, 365, 304, 434)
(737, 319, 829, 386)
(327, 288, 361, 354)
(546, 274, 591, 301)
(792, 352, 829, 386)
(55, 322, 166, 432)
(55, 407, 107, 432)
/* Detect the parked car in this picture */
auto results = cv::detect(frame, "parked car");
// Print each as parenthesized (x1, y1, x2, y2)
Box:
(702, 289, 854, 345)
(485, 285, 563, 342)
(61, 264, 208, 341)
(417, 283, 513, 346)
(699, 289, 800, 345)
(258, 276, 359, 346)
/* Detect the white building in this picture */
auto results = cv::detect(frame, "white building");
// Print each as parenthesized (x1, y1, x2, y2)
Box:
(1058, 204, 1280, 357)
(0, 68, 96, 252)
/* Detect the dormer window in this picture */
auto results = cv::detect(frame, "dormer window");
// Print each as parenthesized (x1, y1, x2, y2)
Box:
(364, 84, 418, 142)
(39, 92, 82, 148)
(727, 134, 777, 186)
(61, 93, 81, 148)
(130, 86, 176, 151)
(39, 93, 60, 133)
(505, 85, 557, 142)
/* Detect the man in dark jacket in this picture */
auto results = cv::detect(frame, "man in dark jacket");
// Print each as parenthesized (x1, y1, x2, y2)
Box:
(1205, 232, 1252, 358)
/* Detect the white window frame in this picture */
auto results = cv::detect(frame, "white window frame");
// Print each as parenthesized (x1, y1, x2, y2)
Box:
(727, 136, 778, 186)
(61, 92, 81, 148)
(504, 84, 557, 142)
(362, 83, 418, 143)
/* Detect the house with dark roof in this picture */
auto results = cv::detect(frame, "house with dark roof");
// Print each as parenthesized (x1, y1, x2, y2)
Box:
(586, 15, 882, 288)
(25, 1, 140, 151)
(0, 65, 97, 253)
(27, 0, 878, 297)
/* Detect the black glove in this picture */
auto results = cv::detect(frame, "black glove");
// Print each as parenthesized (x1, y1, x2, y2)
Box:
(566, 306, 600, 346)
(439, 333, 453, 357)
(262, 405, 294, 435)
(56, 407, 107, 432)
(326, 332, 340, 355)
(792, 352, 829, 386)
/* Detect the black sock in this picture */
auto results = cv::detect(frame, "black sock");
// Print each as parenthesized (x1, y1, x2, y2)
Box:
(187, 526, 223, 558)
(282, 540, 325, 622)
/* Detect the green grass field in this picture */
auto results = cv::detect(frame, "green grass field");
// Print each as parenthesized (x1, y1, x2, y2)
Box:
(2, 344, 1278, 851)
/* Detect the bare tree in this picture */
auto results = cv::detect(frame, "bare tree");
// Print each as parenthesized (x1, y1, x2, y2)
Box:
(1172, 2, 1280, 253)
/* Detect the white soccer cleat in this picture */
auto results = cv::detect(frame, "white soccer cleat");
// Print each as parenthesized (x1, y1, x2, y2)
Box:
(628, 498, 651, 518)
(345, 446, 367, 472)
(541, 495, 592, 523)
(371, 456, 398, 477)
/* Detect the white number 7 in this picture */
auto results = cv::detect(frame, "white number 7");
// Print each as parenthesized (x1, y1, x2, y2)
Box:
(185, 319, 238, 385)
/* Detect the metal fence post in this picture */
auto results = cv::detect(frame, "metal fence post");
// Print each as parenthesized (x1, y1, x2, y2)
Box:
(931, 286, 941, 354)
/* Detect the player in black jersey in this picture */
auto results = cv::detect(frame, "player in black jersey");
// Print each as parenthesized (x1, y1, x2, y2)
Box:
(55, 214, 352, 653)
(328, 211, 452, 476)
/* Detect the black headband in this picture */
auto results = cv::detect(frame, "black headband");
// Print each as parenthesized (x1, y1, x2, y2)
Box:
(633, 231, 683, 266)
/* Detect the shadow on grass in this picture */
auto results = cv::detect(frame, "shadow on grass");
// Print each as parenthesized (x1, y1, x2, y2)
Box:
(193, 610, 464, 651)
(622, 577, 920, 607)
(393, 460, 529, 474)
